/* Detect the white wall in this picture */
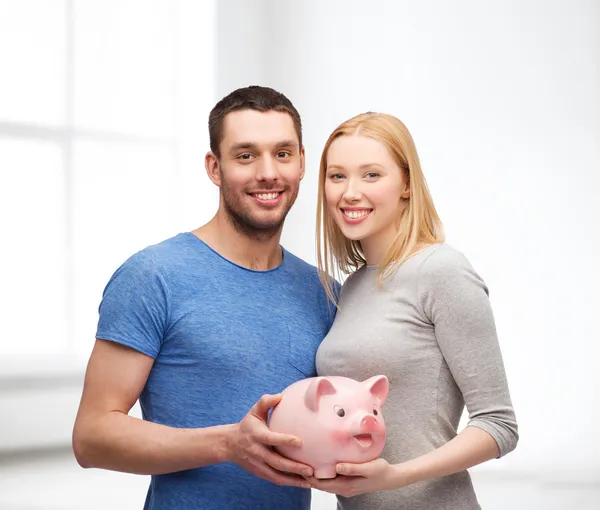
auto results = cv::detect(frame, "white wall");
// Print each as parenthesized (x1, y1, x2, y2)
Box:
(260, 0, 600, 482)
(216, 0, 270, 95)
(0, 0, 216, 453)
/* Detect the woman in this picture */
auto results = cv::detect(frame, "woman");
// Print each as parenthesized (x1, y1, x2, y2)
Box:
(309, 112, 518, 509)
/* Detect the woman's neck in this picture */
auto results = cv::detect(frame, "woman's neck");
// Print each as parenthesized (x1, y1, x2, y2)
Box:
(361, 229, 430, 267)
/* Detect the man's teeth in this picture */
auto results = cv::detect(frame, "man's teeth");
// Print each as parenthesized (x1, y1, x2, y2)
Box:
(344, 210, 370, 219)
(254, 192, 280, 200)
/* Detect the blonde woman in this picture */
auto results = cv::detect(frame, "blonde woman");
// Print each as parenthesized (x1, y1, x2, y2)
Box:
(308, 113, 518, 509)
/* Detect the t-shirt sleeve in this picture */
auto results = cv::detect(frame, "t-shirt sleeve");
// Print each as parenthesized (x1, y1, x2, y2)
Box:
(96, 251, 170, 359)
(418, 247, 519, 457)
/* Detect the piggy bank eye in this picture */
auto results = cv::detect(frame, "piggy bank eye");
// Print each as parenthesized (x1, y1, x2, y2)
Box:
(333, 405, 345, 417)
(373, 407, 378, 416)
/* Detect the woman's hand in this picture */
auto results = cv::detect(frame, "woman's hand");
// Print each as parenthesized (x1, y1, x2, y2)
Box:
(306, 458, 406, 498)
(307, 427, 503, 497)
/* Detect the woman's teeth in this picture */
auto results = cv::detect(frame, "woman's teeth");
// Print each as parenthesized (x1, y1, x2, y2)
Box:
(344, 210, 370, 219)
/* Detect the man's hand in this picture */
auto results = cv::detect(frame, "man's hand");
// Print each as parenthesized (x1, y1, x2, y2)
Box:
(225, 394, 314, 488)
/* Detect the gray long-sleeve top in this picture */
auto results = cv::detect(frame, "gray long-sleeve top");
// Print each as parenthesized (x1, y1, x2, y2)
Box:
(316, 244, 518, 509)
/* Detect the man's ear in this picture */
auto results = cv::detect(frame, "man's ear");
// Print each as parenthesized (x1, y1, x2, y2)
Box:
(299, 145, 306, 181)
(205, 152, 221, 187)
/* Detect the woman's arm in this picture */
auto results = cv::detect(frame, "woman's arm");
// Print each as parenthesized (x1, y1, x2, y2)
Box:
(418, 247, 519, 456)
(380, 426, 499, 486)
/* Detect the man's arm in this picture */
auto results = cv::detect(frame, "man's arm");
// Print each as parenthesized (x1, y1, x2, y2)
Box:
(72, 339, 313, 487)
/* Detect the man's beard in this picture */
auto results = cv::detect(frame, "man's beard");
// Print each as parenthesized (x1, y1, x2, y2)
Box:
(220, 174, 298, 241)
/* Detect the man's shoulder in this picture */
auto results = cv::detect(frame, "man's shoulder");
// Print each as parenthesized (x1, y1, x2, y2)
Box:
(282, 249, 323, 283)
(281, 248, 341, 302)
(119, 232, 196, 274)
(283, 249, 316, 270)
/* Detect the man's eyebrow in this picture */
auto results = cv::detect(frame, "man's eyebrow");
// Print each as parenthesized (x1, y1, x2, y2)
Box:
(229, 142, 258, 153)
(228, 140, 299, 154)
(274, 140, 298, 150)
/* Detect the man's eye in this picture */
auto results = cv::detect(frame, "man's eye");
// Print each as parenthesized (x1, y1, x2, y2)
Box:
(239, 154, 252, 160)
(277, 151, 290, 158)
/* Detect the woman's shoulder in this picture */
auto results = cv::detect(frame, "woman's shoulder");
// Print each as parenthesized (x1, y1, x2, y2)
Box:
(416, 243, 488, 298)
(338, 244, 479, 293)
(417, 243, 472, 276)
(339, 264, 368, 288)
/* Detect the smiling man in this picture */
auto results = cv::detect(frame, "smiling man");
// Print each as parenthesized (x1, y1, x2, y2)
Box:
(72, 86, 337, 510)
(202, 92, 304, 254)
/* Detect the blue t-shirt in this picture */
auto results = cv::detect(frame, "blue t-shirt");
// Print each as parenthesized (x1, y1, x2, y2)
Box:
(96, 232, 336, 510)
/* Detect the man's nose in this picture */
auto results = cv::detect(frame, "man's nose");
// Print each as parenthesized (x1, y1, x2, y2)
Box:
(255, 156, 279, 182)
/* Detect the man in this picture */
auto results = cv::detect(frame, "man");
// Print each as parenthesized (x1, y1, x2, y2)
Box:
(72, 86, 336, 510)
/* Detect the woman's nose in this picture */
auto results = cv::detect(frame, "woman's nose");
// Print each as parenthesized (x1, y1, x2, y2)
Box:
(342, 180, 362, 202)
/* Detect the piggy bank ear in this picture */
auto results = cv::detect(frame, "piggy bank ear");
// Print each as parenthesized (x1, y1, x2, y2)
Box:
(304, 377, 337, 412)
(363, 375, 389, 405)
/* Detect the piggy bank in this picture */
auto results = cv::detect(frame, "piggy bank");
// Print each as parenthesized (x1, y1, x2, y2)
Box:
(268, 375, 388, 479)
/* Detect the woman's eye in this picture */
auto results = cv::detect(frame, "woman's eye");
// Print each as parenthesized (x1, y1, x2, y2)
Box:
(365, 172, 380, 179)
(329, 174, 344, 181)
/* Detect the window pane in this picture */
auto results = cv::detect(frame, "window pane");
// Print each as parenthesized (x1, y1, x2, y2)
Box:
(0, 0, 66, 125)
(0, 140, 68, 356)
(73, 0, 176, 137)
(71, 140, 177, 359)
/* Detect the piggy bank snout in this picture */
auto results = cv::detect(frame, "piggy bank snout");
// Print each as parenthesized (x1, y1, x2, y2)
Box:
(360, 414, 382, 433)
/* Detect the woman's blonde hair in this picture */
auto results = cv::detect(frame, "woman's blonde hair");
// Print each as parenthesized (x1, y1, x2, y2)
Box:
(316, 112, 444, 304)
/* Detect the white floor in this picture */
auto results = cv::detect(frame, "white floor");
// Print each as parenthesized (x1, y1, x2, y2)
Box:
(0, 450, 598, 510)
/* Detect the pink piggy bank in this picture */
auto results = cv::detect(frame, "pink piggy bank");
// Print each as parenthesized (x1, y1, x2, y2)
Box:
(268, 375, 388, 479)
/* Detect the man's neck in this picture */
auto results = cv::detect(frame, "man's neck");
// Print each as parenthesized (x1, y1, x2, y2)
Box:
(192, 212, 283, 271)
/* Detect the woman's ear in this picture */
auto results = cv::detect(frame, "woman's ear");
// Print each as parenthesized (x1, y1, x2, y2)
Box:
(400, 171, 410, 199)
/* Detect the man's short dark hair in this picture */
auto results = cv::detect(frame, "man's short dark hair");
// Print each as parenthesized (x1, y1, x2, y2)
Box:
(209, 85, 302, 158)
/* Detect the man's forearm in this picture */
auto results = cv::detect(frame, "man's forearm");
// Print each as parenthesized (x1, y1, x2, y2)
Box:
(73, 411, 235, 475)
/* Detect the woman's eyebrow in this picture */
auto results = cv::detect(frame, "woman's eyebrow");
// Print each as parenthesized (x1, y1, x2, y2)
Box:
(359, 163, 385, 170)
(327, 163, 385, 171)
